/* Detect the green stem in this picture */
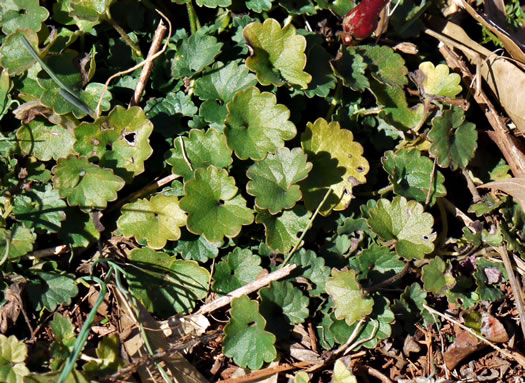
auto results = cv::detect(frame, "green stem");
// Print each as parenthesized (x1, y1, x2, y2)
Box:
(326, 80, 342, 121)
(106, 15, 143, 57)
(281, 187, 333, 267)
(186, 1, 200, 34)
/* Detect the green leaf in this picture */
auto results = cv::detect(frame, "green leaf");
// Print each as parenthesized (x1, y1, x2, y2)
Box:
(194, 60, 257, 103)
(195, 0, 231, 7)
(26, 268, 79, 311)
(83, 335, 125, 376)
(429, 107, 478, 170)
(118, 194, 187, 250)
(247, 147, 312, 214)
(0, 29, 39, 76)
(127, 248, 210, 316)
(279, 0, 316, 15)
(58, 208, 100, 248)
(246, 0, 273, 13)
(256, 205, 311, 254)
(331, 47, 369, 91)
(225, 86, 296, 160)
(446, 275, 479, 309)
(12, 184, 67, 233)
(382, 149, 446, 206)
(52, 155, 125, 208)
(367, 196, 435, 260)
(357, 45, 408, 87)
(16, 119, 76, 161)
(417, 62, 462, 98)
(171, 29, 223, 79)
(325, 269, 374, 326)
(0, 335, 30, 383)
(175, 234, 219, 262)
(223, 295, 277, 369)
(259, 281, 309, 338)
(167, 129, 232, 180)
(49, 313, 76, 370)
(353, 244, 406, 281)
(69, 0, 114, 23)
(474, 259, 506, 302)
(213, 248, 263, 294)
(0, 225, 35, 260)
(288, 249, 330, 296)
(394, 282, 430, 327)
(422, 257, 455, 294)
(180, 166, 254, 243)
(243, 18, 312, 89)
(74, 106, 153, 182)
(301, 35, 337, 97)
(0, 0, 49, 34)
(332, 360, 357, 383)
(300, 118, 369, 214)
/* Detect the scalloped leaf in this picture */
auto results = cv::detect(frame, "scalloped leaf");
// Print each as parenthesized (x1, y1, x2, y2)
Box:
(117, 194, 186, 250)
(300, 118, 369, 214)
(0, 29, 39, 76)
(382, 149, 446, 206)
(301, 35, 337, 97)
(52, 155, 125, 208)
(325, 269, 374, 326)
(331, 47, 369, 91)
(247, 147, 312, 214)
(26, 267, 79, 311)
(259, 281, 309, 339)
(58, 208, 100, 248)
(75, 106, 154, 182)
(418, 62, 462, 98)
(17, 119, 76, 161)
(0, 335, 30, 383)
(246, 0, 273, 12)
(225, 86, 296, 160)
(180, 166, 254, 242)
(82, 334, 125, 377)
(69, 0, 115, 23)
(243, 18, 312, 89)
(429, 107, 478, 170)
(175, 234, 219, 262)
(289, 249, 330, 296)
(223, 295, 277, 370)
(353, 243, 406, 281)
(256, 205, 311, 254)
(167, 128, 232, 180)
(422, 257, 455, 294)
(357, 45, 408, 87)
(171, 29, 223, 79)
(332, 360, 357, 383)
(367, 196, 435, 260)
(195, 0, 231, 7)
(0, 225, 35, 261)
(1, 0, 49, 34)
(126, 248, 210, 316)
(213, 248, 263, 294)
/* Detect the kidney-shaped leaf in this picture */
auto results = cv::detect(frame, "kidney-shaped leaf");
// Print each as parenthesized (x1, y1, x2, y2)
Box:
(213, 248, 263, 294)
(117, 194, 186, 250)
(1, 0, 49, 34)
(418, 62, 462, 98)
(223, 295, 277, 370)
(0, 335, 30, 383)
(429, 107, 477, 170)
(422, 257, 455, 294)
(52, 155, 125, 208)
(243, 18, 312, 89)
(75, 106, 153, 183)
(17, 119, 76, 161)
(0, 29, 39, 76)
(367, 196, 435, 260)
(247, 147, 312, 214)
(300, 118, 369, 214)
(325, 269, 374, 326)
(225, 86, 296, 160)
(180, 166, 254, 243)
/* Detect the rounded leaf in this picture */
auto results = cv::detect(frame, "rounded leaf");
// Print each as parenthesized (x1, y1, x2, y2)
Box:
(417, 62, 462, 98)
(0, 29, 39, 76)
(225, 86, 296, 160)
(17, 119, 76, 161)
(0, 0, 49, 34)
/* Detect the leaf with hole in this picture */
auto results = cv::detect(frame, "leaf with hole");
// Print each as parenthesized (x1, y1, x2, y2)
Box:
(0, 0, 49, 34)
(213, 248, 263, 294)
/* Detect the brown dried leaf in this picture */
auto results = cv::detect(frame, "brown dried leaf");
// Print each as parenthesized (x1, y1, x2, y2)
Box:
(479, 178, 525, 212)
(0, 281, 24, 334)
(444, 325, 486, 370)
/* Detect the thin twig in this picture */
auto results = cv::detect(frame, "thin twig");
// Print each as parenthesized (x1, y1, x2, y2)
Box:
(130, 20, 167, 106)
(27, 245, 69, 260)
(423, 304, 525, 368)
(192, 264, 297, 317)
(492, 244, 525, 340)
(217, 362, 311, 383)
(461, 168, 481, 202)
(366, 366, 393, 383)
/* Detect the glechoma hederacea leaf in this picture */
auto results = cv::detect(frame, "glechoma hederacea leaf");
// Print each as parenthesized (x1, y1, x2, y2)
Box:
(180, 166, 254, 242)
(126, 248, 209, 316)
(167, 128, 232, 180)
(75, 106, 154, 182)
(0, 29, 39, 76)
(17, 119, 76, 161)
(117, 194, 187, 250)
(247, 147, 312, 214)
(331, 47, 369, 91)
(243, 18, 312, 89)
(325, 269, 374, 326)
(52, 155, 125, 208)
(367, 196, 435, 260)
(25, 267, 79, 311)
(382, 149, 446, 206)
(0, 335, 30, 383)
(213, 248, 263, 294)
(428, 107, 477, 170)
(302, 34, 337, 97)
(417, 62, 462, 98)
(288, 249, 330, 296)
(422, 257, 455, 294)
(332, 359, 357, 383)
(223, 295, 277, 370)
(68, 0, 115, 23)
(0, 0, 49, 35)
(225, 86, 296, 160)
(357, 45, 408, 87)
(256, 205, 311, 254)
(300, 118, 369, 214)
(0, 225, 35, 260)
(195, 0, 232, 8)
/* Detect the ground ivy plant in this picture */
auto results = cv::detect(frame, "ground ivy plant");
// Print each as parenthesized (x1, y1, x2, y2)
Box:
(0, 0, 522, 380)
